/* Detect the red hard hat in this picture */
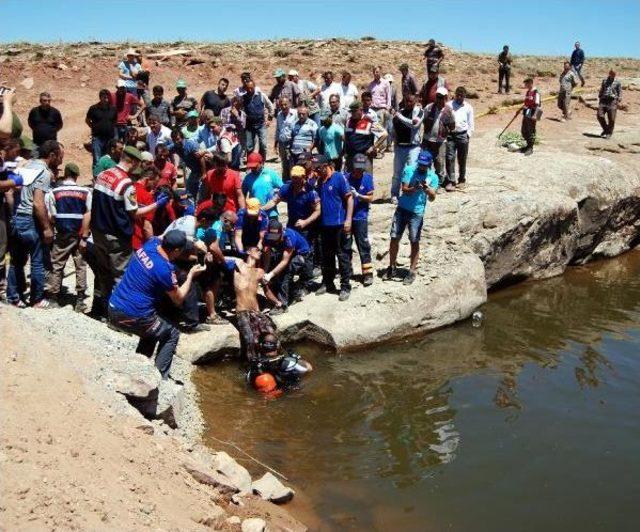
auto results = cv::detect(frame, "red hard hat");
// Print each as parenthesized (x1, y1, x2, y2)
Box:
(254, 373, 277, 393)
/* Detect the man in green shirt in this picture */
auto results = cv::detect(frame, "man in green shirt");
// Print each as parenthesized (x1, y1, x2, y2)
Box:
(93, 138, 123, 178)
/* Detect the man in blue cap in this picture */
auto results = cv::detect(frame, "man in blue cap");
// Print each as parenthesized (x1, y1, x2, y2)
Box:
(108, 229, 206, 379)
(384, 150, 438, 285)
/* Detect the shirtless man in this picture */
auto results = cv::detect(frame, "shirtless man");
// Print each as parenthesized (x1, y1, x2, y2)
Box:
(233, 247, 278, 362)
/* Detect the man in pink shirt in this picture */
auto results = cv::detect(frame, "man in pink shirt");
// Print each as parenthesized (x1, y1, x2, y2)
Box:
(368, 66, 392, 151)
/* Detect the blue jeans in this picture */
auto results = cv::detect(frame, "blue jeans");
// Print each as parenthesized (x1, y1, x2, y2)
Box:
(390, 207, 424, 243)
(91, 136, 111, 170)
(7, 215, 50, 304)
(246, 125, 268, 160)
(392, 145, 420, 198)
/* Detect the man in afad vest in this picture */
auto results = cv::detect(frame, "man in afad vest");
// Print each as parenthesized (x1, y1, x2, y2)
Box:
(344, 100, 387, 175)
(90, 145, 169, 318)
(44, 162, 92, 312)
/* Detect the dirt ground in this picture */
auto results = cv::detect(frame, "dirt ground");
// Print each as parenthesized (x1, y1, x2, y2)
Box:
(0, 308, 305, 531)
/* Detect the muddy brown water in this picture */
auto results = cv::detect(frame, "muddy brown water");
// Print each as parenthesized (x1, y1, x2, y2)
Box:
(194, 250, 640, 531)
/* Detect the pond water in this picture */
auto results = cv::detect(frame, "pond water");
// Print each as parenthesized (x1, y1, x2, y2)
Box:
(194, 251, 640, 531)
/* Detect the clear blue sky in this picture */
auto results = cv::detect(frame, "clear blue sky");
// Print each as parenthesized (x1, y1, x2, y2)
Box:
(2, 0, 639, 58)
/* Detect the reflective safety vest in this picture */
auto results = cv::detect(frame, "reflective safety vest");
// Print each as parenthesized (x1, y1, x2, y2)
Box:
(91, 165, 136, 238)
(49, 181, 91, 233)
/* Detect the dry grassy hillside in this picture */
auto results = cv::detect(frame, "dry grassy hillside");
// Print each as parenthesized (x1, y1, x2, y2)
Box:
(1, 38, 638, 174)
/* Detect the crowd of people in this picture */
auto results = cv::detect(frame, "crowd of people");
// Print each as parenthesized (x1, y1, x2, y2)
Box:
(0, 39, 625, 390)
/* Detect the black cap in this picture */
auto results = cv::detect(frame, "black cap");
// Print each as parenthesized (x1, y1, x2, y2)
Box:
(162, 229, 194, 253)
(311, 154, 329, 167)
(264, 219, 284, 244)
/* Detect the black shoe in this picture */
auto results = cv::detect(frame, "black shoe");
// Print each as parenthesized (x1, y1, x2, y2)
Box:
(315, 284, 337, 296)
(338, 289, 351, 302)
(363, 274, 374, 287)
(293, 288, 310, 302)
(312, 267, 322, 279)
(523, 148, 533, 156)
(403, 271, 417, 285)
(383, 266, 397, 281)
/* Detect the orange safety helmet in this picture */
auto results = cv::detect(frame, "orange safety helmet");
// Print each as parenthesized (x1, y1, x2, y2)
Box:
(254, 373, 277, 393)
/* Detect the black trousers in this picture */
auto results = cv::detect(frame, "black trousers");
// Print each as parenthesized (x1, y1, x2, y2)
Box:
(158, 265, 200, 328)
(445, 131, 469, 184)
(521, 116, 537, 149)
(498, 67, 511, 92)
(320, 225, 352, 291)
(108, 307, 180, 378)
(274, 252, 314, 305)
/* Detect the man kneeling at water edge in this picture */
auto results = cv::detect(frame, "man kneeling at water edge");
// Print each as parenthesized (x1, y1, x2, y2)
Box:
(108, 230, 206, 379)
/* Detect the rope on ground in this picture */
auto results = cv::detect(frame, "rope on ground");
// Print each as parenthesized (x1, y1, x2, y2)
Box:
(476, 87, 589, 119)
(208, 434, 289, 481)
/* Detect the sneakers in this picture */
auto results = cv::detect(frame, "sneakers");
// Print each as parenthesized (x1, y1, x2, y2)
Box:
(523, 148, 533, 156)
(315, 284, 337, 296)
(363, 274, 374, 287)
(559, 117, 566, 123)
(338, 289, 350, 302)
(74, 299, 88, 314)
(383, 266, 397, 281)
(33, 298, 58, 310)
(403, 271, 417, 285)
(456, 182, 467, 190)
(390, 196, 398, 205)
(445, 183, 455, 192)
(9, 299, 27, 308)
(205, 314, 227, 325)
(312, 266, 322, 279)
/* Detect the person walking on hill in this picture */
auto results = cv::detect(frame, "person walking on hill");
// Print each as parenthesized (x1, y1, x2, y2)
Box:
(519, 77, 542, 156)
(498, 45, 512, 94)
(597, 70, 622, 138)
(570, 41, 586, 87)
(558, 61, 578, 121)
(445, 87, 474, 190)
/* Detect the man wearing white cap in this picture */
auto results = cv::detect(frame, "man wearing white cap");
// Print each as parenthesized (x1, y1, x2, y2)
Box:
(118, 49, 141, 95)
(289, 69, 320, 124)
(421, 86, 455, 185)
(110, 79, 142, 140)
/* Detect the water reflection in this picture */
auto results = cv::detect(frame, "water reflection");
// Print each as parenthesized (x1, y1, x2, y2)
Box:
(194, 250, 640, 529)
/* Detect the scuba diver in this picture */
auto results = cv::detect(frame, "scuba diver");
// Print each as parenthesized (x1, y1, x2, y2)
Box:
(247, 332, 313, 394)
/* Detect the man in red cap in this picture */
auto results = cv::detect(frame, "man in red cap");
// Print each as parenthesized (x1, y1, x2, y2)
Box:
(242, 152, 283, 219)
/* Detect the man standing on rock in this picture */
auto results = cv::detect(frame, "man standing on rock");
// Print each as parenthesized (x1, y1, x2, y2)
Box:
(108, 229, 206, 379)
(343, 101, 387, 174)
(498, 45, 512, 94)
(390, 93, 423, 203)
(242, 80, 275, 161)
(597, 70, 622, 139)
(518, 77, 542, 156)
(422, 87, 455, 186)
(445, 87, 474, 191)
(384, 150, 438, 286)
(315, 155, 354, 302)
(558, 61, 578, 122)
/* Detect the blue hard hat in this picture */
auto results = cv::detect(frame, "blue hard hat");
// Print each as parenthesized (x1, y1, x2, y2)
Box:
(417, 150, 433, 166)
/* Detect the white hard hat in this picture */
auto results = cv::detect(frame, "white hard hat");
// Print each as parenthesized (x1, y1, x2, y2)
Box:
(436, 87, 449, 96)
(288, 69, 299, 76)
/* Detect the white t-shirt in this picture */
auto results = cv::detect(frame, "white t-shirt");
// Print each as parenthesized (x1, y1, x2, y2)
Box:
(318, 82, 342, 111)
(339, 83, 359, 109)
(146, 125, 173, 155)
